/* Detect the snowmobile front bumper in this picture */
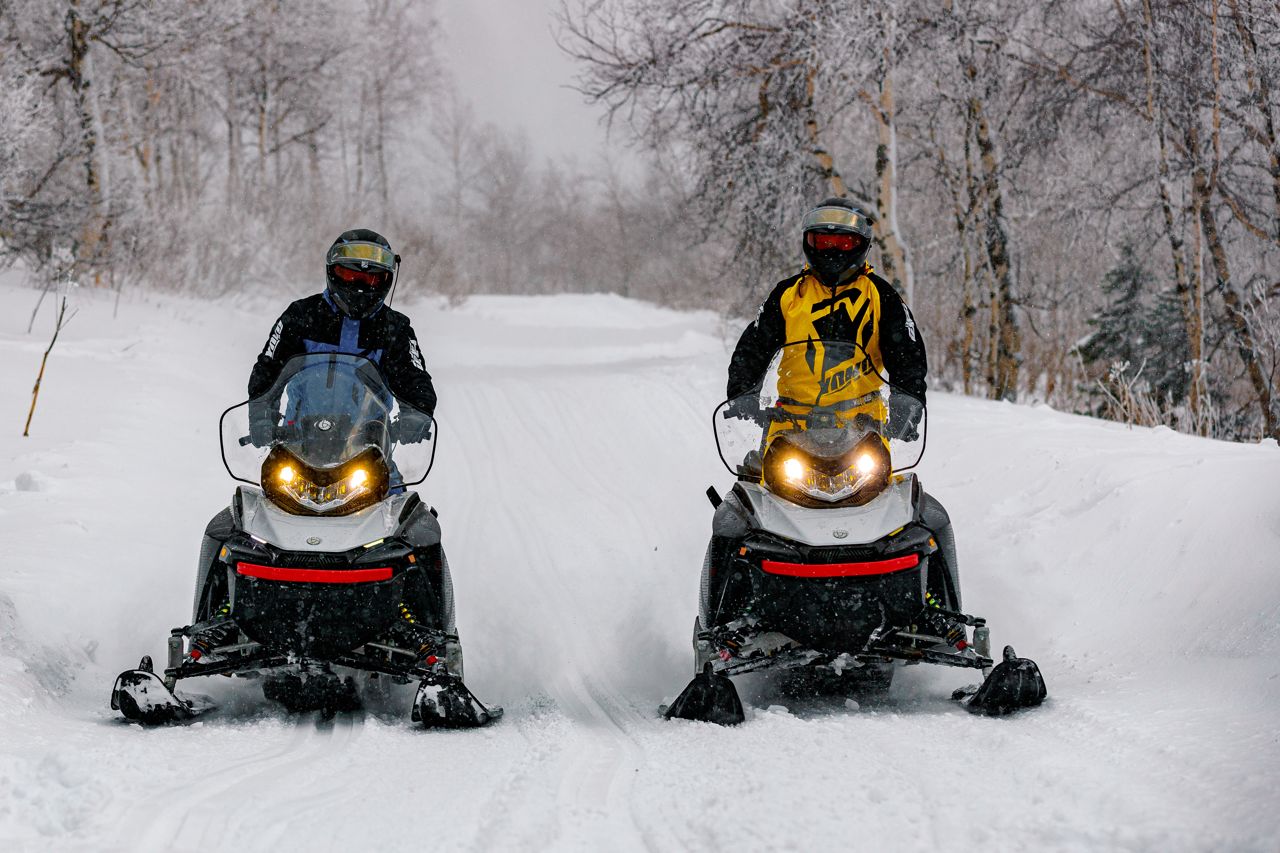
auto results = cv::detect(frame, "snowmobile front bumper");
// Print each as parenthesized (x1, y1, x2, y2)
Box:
(217, 533, 422, 659)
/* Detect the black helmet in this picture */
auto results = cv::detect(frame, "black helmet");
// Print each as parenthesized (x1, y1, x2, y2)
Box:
(325, 229, 397, 319)
(800, 198, 875, 288)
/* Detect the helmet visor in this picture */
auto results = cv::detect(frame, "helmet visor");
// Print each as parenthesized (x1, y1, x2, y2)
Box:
(332, 264, 391, 289)
(807, 232, 864, 252)
(801, 206, 873, 239)
(326, 241, 396, 272)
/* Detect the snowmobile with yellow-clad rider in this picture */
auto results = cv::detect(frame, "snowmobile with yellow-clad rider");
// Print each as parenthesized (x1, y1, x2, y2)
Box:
(663, 199, 1046, 724)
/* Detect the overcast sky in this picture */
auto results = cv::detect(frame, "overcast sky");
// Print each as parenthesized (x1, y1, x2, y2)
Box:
(437, 0, 624, 166)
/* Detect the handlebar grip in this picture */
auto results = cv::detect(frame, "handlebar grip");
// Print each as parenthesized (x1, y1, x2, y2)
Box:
(238, 435, 253, 447)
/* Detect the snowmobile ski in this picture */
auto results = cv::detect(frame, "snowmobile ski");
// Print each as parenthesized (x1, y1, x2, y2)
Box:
(111, 656, 199, 725)
(411, 670, 502, 728)
(662, 663, 745, 725)
(953, 645, 1047, 716)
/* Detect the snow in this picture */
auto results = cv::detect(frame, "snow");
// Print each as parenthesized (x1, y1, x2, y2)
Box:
(1, 274, 1278, 851)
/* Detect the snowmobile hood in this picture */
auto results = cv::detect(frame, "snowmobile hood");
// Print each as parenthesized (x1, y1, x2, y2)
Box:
(238, 486, 412, 552)
(743, 474, 915, 547)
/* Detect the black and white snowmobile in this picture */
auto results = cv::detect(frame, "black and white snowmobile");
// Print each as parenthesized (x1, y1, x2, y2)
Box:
(111, 353, 501, 727)
(663, 339, 1046, 725)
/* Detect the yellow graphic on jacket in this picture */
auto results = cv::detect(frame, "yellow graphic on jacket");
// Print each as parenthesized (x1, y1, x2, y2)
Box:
(768, 268, 889, 443)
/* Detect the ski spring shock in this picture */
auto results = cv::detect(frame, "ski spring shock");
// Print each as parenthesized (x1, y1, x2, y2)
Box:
(923, 592, 967, 649)
(189, 603, 236, 659)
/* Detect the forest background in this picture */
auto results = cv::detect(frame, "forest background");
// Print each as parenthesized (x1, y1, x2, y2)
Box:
(3, 0, 1278, 441)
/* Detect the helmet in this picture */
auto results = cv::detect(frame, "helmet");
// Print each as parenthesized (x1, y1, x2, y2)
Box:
(325, 229, 397, 319)
(801, 198, 875, 288)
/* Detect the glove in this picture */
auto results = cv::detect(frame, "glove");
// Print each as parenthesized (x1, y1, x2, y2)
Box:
(248, 401, 279, 447)
(888, 394, 924, 442)
(723, 396, 765, 426)
(395, 411, 434, 444)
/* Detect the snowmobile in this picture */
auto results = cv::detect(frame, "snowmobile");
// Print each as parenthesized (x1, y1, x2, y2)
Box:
(111, 352, 501, 727)
(663, 339, 1046, 725)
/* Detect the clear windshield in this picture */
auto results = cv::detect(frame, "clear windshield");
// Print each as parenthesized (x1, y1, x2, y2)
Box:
(714, 339, 926, 478)
(220, 353, 437, 486)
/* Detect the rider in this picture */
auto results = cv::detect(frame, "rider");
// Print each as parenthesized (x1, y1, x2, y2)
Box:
(190, 230, 459, 670)
(248, 229, 436, 433)
(701, 198, 962, 631)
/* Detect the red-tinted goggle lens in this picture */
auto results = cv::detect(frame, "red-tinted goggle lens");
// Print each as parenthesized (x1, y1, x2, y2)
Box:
(807, 232, 860, 252)
(332, 265, 390, 288)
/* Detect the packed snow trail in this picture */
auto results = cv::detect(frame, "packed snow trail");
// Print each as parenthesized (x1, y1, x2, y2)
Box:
(1, 279, 1278, 852)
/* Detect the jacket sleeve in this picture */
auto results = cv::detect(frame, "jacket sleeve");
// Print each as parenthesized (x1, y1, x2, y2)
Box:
(383, 320, 438, 417)
(871, 274, 928, 403)
(248, 305, 305, 398)
(726, 277, 793, 399)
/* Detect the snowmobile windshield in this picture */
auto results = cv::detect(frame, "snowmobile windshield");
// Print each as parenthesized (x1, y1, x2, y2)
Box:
(714, 339, 926, 491)
(219, 353, 437, 490)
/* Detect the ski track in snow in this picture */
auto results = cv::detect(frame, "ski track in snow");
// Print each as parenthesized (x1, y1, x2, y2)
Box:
(1, 277, 1279, 852)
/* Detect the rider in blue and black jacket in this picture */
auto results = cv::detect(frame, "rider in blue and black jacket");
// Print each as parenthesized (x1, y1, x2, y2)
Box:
(247, 229, 436, 444)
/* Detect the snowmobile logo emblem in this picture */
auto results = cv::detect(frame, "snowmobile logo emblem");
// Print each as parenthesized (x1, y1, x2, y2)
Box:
(307, 536, 322, 545)
(317, 419, 333, 431)
(832, 529, 849, 539)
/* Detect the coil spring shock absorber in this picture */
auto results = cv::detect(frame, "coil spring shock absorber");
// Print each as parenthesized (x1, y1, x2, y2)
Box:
(188, 602, 237, 660)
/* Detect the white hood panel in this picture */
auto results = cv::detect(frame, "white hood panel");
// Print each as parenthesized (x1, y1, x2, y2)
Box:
(743, 476, 916, 547)
(239, 487, 410, 552)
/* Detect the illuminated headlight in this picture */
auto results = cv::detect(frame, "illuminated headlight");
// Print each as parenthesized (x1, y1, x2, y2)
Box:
(275, 465, 372, 513)
(261, 447, 388, 516)
(780, 453, 882, 502)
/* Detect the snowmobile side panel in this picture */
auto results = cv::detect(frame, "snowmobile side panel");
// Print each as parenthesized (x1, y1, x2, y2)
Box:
(743, 475, 916, 547)
(239, 487, 412, 552)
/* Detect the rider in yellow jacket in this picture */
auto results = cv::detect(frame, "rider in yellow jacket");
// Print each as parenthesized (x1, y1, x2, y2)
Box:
(727, 198, 926, 437)
(701, 198, 960, 634)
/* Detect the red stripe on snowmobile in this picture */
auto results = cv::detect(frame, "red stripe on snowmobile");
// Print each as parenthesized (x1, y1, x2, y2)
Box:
(761, 553, 920, 577)
(236, 562, 393, 583)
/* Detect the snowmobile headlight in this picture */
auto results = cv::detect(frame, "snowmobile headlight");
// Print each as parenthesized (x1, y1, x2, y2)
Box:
(261, 447, 389, 516)
(763, 433, 891, 507)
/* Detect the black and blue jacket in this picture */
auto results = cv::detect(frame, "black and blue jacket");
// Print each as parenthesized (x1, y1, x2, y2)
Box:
(248, 292, 437, 416)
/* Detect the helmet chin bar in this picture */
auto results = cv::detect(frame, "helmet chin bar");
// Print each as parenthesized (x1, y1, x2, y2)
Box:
(328, 282, 386, 319)
(805, 247, 867, 287)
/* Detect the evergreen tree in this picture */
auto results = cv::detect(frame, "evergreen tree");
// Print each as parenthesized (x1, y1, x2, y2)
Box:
(1078, 244, 1189, 410)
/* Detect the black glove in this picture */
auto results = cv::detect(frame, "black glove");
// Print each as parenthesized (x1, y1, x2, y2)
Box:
(394, 411, 433, 444)
(248, 401, 279, 447)
(723, 396, 765, 426)
(888, 394, 924, 442)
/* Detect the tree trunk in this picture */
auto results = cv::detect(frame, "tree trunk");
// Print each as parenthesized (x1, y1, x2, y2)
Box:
(871, 15, 913, 304)
(1141, 0, 1206, 430)
(804, 66, 847, 197)
(970, 91, 1020, 401)
(1191, 127, 1276, 436)
(1226, 0, 1280, 243)
(226, 76, 239, 205)
(66, 0, 103, 278)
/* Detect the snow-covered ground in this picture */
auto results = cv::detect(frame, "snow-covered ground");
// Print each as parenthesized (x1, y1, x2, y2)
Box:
(1, 275, 1278, 852)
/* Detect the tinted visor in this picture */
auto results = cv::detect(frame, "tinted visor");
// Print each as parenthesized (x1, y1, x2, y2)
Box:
(333, 265, 391, 288)
(807, 232, 864, 252)
(326, 241, 395, 272)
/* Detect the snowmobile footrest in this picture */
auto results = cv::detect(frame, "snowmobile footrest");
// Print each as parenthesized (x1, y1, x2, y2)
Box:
(959, 645, 1047, 716)
(111, 658, 193, 725)
(411, 672, 502, 728)
(663, 664, 745, 725)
